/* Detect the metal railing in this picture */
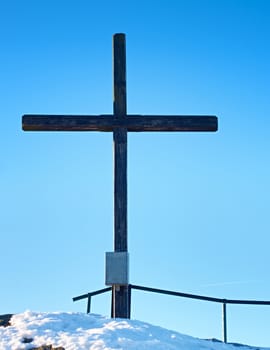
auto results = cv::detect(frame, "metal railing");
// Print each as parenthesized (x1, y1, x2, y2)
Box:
(73, 284, 270, 343)
(73, 287, 111, 314)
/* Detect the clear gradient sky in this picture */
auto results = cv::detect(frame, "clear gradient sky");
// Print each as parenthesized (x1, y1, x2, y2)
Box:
(1, 0, 270, 347)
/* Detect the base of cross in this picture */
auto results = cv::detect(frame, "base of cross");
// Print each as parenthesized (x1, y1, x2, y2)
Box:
(111, 285, 131, 318)
(73, 285, 131, 319)
(72, 251, 131, 318)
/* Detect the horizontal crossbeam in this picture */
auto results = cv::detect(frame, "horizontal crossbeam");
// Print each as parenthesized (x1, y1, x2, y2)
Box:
(22, 115, 218, 132)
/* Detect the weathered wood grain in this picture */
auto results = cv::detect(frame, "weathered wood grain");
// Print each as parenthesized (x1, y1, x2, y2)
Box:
(22, 115, 218, 132)
(113, 33, 126, 118)
(112, 34, 129, 319)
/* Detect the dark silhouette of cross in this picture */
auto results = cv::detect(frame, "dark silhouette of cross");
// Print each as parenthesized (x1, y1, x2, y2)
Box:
(22, 33, 218, 319)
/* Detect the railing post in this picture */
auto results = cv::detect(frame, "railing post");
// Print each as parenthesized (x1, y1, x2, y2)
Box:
(222, 302, 227, 343)
(128, 284, 132, 318)
(87, 294, 91, 314)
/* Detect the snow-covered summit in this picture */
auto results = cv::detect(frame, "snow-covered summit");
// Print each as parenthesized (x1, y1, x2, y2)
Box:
(0, 311, 268, 350)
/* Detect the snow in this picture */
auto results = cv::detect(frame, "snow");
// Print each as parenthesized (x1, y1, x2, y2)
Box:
(0, 311, 268, 350)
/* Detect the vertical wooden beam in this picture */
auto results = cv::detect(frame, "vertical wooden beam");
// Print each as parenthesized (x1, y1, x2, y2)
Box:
(112, 33, 130, 319)
(113, 129, 127, 251)
(113, 33, 127, 118)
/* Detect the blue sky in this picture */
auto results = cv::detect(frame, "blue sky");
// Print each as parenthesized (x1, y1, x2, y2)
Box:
(1, 0, 270, 346)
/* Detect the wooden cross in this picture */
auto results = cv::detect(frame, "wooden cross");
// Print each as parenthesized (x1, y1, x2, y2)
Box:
(22, 33, 218, 319)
